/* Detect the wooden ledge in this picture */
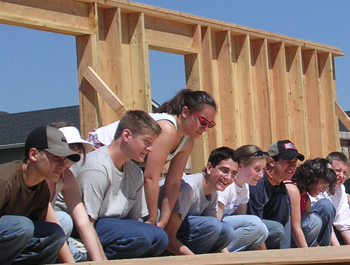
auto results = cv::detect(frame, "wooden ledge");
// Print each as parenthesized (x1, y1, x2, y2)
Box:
(69, 246, 350, 265)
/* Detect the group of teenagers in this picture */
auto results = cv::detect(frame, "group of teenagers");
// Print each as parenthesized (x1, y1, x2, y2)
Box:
(1, 88, 350, 264)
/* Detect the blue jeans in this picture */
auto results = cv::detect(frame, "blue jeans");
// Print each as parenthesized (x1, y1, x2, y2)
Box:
(0, 215, 65, 265)
(308, 198, 335, 246)
(95, 218, 168, 259)
(262, 219, 285, 249)
(222, 215, 268, 251)
(55, 211, 87, 262)
(176, 216, 234, 254)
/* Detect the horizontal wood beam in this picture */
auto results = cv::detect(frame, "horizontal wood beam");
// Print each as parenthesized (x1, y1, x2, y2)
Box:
(66, 245, 350, 265)
(75, 0, 344, 56)
(0, 0, 94, 35)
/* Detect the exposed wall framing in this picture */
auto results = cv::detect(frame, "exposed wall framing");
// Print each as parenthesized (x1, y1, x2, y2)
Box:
(0, 0, 347, 172)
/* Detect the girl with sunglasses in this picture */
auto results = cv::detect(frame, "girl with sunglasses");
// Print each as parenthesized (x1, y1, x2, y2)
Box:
(86, 89, 217, 229)
(283, 158, 337, 248)
(217, 145, 269, 251)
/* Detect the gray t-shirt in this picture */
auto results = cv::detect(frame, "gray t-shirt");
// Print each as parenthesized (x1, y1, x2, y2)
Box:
(77, 146, 148, 220)
(159, 173, 217, 220)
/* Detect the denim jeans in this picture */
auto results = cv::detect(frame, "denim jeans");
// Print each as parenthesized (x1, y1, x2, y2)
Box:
(0, 215, 65, 265)
(310, 198, 335, 246)
(262, 219, 285, 249)
(55, 211, 88, 262)
(176, 215, 234, 254)
(222, 215, 268, 251)
(95, 218, 168, 259)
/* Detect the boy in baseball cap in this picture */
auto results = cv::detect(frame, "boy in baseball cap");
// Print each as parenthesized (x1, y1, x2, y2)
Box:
(0, 125, 80, 264)
(248, 140, 304, 249)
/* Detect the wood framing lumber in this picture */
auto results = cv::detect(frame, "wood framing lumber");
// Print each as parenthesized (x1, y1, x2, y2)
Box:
(64, 245, 350, 265)
(83, 66, 127, 118)
(335, 102, 350, 132)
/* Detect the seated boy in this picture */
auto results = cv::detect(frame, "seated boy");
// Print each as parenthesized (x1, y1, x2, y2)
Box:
(160, 146, 238, 255)
(0, 125, 81, 264)
(76, 110, 168, 259)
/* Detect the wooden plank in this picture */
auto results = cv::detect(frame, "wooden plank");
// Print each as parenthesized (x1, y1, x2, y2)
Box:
(76, 3, 101, 138)
(0, 0, 93, 35)
(302, 49, 323, 158)
(335, 102, 350, 133)
(98, 7, 126, 122)
(83, 66, 127, 118)
(318, 52, 339, 156)
(215, 31, 237, 148)
(201, 26, 219, 152)
(285, 46, 308, 158)
(234, 34, 255, 145)
(128, 12, 151, 111)
(250, 38, 272, 150)
(65, 245, 350, 265)
(269, 42, 289, 141)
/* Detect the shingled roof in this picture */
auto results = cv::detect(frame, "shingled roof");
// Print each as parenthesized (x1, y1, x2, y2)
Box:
(0, 105, 80, 147)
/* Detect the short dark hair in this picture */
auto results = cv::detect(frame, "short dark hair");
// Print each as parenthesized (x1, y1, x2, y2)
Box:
(208, 146, 240, 168)
(114, 110, 162, 140)
(326, 152, 349, 166)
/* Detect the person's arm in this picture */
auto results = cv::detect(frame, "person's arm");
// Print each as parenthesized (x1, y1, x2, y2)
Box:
(62, 169, 107, 261)
(331, 227, 341, 246)
(157, 139, 193, 229)
(233, 203, 247, 216)
(143, 121, 178, 226)
(285, 184, 308, 248)
(45, 203, 75, 263)
(217, 202, 225, 220)
(164, 212, 194, 255)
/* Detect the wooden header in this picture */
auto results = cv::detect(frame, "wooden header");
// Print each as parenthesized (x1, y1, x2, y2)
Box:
(0, 0, 345, 171)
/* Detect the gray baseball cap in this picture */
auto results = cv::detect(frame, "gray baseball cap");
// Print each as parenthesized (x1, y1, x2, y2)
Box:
(25, 126, 81, 162)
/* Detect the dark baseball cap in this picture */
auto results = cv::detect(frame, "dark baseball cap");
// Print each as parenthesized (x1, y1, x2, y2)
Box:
(25, 126, 81, 162)
(268, 140, 304, 161)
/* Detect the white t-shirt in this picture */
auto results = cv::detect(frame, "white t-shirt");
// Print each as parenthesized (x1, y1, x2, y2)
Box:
(310, 184, 350, 231)
(217, 182, 249, 218)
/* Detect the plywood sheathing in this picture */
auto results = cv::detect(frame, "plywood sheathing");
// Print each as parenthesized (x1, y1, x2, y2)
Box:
(0, 0, 346, 172)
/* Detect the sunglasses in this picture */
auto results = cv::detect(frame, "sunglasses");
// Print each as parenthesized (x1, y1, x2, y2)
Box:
(191, 109, 216, 128)
(243, 150, 269, 157)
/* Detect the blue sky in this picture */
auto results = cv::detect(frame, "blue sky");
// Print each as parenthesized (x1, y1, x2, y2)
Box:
(1, 0, 349, 113)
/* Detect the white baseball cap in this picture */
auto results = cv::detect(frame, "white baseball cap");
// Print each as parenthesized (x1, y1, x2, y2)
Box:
(58, 126, 94, 154)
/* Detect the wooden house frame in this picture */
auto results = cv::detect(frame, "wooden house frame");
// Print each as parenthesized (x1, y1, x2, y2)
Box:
(1, 0, 349, 173)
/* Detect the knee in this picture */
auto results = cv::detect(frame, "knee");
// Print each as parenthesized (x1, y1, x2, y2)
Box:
(14, 216, 35, 242)
(55, 211, 73, 239)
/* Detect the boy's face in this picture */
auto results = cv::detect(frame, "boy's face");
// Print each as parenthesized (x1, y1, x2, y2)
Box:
(271, 157, 298, 182)
(128, 131, 157, 163)
(209, 159, 239, 192)
(35, 150, 66, 183)
(331, 160, 349, 188)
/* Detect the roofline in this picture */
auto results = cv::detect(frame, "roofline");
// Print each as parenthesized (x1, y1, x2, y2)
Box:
(0, 143, 24, 150)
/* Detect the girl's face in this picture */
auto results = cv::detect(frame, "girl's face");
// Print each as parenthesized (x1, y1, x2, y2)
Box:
(239, 158, 266, 186)
(308, 180, 329, 197)
(184, 105, 216, 139)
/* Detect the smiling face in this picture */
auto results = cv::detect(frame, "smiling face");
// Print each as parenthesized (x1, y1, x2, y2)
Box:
(308, 180, 330, 197)
(271, 157, 298, 183)
(183, 105, 216, 139)
(238, 158, 266, 186)
(206, 158, 239, 192)
(331, 160, 349, 189)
